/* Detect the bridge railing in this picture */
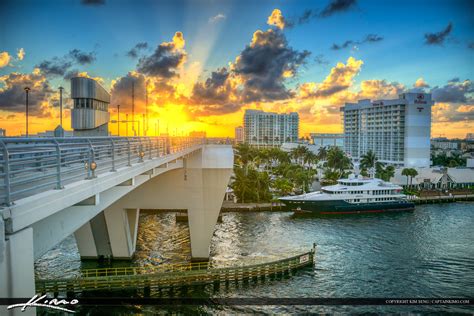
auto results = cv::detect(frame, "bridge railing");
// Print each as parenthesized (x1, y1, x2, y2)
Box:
(0, 136, 205, 206)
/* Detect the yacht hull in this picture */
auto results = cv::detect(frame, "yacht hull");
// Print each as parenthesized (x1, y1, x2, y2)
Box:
(280, 199, 415, 214)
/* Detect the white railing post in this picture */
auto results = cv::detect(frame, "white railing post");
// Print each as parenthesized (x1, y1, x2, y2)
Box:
(53, 140, 63, 189)
(0, 140, 12, 206)
(110, 138, 116, 172)
(126, 138, 131, 166)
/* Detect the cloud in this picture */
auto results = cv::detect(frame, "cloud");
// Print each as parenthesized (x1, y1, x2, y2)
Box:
(331, 34, 383, 50)
(233, 29, 310, 102)
(267, 9, 288, 30)
(137, 32, 187, 78)
(127, 42, 148, 58)
(64, 70, 104, 85)
(314, 54, 329, 65)
(36, 49, 96, 77)
(320, 0, 357, 18)
(0, 52, 12, 68)
(299, 57, 363, 98)
(81, 0, 105, 5)
(0, 69, 55, 117)
(414, 77, 430, 88)
(432, 102, 474, 123)
(189, 67, 240, 116)
(424, 23, 453, 45)
(357, 79, 405, 100)
(468, 42, 474, 50)
(36, 57, 72, 77)
(17, 48, 25, 61)
(209, 13, 226, 24)
(68, 49, 96, 64)
(431, 79, 473, 103)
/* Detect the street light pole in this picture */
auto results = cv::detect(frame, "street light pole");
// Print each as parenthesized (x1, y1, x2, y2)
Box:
(117, 104, 121, 136)
(58, 86, 64, 128)
(24, 87, 30, 137)
(126, 114, 129, 137)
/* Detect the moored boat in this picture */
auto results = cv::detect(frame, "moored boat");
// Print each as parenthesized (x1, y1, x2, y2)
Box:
(279, 175, 415, 214)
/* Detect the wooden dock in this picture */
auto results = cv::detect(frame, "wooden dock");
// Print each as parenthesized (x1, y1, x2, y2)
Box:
(36, 248, 316, 295)
(410, 194, 474, 204)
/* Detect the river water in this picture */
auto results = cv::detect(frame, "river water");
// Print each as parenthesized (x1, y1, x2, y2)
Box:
(35, 202, 474, 314)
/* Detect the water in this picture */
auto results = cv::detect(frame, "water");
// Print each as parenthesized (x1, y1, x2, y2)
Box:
(35, 203, 474, 314)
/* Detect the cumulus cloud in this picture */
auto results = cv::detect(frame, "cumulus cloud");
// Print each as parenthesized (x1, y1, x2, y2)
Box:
(68, 49, 96, 65)
(36, 58, 72, 77)
(0, 69, 55, 117)
(331, 34, 383, 50)
(36, 49, 96, 77)
(320, 0, 357, 18)
(299, 57, 363, 98)
(17, 48, 25, 61)
(267, 9, 288, 30)
(233, 29, 310, 102)
(127, 42, 148, 58)
(0, 52, 12, 68)
(432, 102, 474, 123)
(209, 13, 226, 24)
(137, 32, 187, 78)
(431, 79, 473, 103)
(357, 79, 405, 100)
(414, 77, 430, 88)
(424, 23, 453, 45)
(189, 67, 240, 116)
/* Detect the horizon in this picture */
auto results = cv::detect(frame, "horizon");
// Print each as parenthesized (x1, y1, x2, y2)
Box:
(1, 0, 473, 138)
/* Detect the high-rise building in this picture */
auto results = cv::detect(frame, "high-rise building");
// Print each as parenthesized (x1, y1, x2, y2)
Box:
(234, 126, 244, 144)
(341, 93, 433, 168)
(243, 109, 299, 147)
(466, 133, 474, 141)
(310, 133, 344, 149)
(71, 77, 110, 136)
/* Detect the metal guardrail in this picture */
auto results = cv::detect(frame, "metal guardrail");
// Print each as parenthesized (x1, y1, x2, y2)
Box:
(36, 248, 316, 294)
(0, 136, 205, 206)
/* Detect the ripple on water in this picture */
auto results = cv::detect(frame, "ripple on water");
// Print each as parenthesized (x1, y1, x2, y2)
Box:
(35, 203, 474, 313)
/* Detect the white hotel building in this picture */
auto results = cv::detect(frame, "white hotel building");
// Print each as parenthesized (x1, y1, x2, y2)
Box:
(341, 93, 433, 168)
(244, 109, 299, 147)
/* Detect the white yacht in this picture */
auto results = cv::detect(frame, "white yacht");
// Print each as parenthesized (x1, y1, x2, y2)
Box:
(279, 175, 414, 214)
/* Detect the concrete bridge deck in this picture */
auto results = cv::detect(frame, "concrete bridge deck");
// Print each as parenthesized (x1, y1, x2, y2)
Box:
(0, 136, 234, 315)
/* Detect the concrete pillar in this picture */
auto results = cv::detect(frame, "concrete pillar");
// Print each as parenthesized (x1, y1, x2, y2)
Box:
(103, 207, 139, 259)
(109, 145, 233, 260)
(0, 225, 36, 316)
(74, 208, 139, 260)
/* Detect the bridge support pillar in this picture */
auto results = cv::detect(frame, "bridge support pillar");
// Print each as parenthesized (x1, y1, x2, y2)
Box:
(75, 208, 139, 260)
(0, 225, 36, 316)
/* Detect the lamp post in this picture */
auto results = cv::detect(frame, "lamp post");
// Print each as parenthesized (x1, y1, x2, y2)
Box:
(24, 87, 30, 137)
(126, 114, 129, 137)
(58, 86, 64, 128)
(117, 104, 121, 136)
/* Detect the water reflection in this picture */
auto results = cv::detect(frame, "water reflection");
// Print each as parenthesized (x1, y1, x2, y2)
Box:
(35, 203, 474, 313)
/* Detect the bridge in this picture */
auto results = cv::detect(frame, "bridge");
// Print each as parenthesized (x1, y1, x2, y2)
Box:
(0, 136, 233, 306)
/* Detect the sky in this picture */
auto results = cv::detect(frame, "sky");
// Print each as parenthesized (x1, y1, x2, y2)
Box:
(0, 0, 473, 138)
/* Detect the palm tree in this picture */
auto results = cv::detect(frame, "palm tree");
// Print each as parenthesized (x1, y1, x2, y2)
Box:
(326, 147, 352, 173)
(402, 168, 411, 187)
(402, 168, 410, 188)
(409, 168, 418, 188)
(360, 150, 377, 169)
(317, 146, 328, 161)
